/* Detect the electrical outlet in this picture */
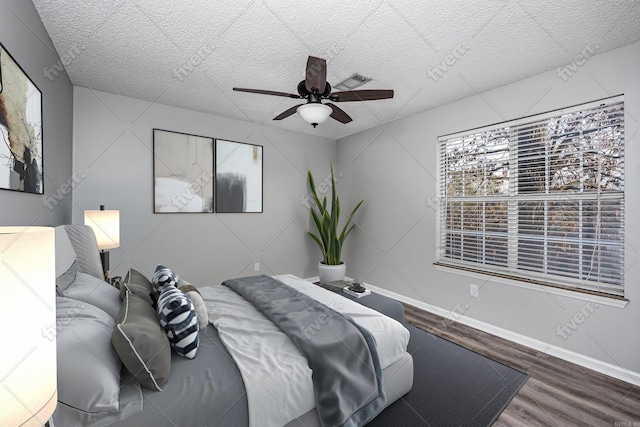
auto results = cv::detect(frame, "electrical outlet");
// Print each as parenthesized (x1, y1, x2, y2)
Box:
(254, 262, 260, 272)
(470, 283, 479, 298)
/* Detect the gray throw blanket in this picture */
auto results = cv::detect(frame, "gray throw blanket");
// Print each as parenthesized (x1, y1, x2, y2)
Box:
(223, 275, 385, 427)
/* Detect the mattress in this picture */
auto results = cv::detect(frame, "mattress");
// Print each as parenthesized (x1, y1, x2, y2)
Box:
(285, 352, 414, 427)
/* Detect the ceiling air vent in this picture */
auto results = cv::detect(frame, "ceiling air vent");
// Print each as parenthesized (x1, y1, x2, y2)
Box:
(333, 73, 371, 90)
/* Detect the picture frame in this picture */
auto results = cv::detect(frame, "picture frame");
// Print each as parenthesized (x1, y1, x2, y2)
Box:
(153, 129, 214, 213)
(215, 139, 263, 213)
(0, 42, 43, 194)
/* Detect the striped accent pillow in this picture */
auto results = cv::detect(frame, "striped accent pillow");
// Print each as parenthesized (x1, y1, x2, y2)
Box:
(152, 264, 178, 298)
(157, 286, 199, 359)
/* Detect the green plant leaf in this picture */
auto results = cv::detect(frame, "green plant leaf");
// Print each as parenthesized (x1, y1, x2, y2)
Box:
(338, 199, 364, 242)
(306, 164, 363, 266)
(307, 232, 328, 263)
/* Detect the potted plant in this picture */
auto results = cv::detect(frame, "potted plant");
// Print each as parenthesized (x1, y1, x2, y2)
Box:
(307, 164, 363, 284)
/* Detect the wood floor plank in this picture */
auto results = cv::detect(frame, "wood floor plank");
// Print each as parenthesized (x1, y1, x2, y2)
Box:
(402, 303, 640, 426)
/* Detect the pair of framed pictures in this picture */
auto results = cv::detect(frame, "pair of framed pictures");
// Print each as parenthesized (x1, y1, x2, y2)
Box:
(153, 129, 263, 213)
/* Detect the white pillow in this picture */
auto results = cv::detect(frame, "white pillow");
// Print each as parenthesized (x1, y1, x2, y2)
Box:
(62, 272, 121, 318)
(178, 279, 209, 329)
(53, 297, 142, 426)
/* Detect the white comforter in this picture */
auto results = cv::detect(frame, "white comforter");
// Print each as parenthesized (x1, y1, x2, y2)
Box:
(200, 274, 410, 427)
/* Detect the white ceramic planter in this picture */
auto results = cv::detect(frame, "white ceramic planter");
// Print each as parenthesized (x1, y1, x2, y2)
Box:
(318, 262, 346, 285)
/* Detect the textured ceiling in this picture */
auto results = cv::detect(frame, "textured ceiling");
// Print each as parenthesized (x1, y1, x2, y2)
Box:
(32, 0, 640, 139)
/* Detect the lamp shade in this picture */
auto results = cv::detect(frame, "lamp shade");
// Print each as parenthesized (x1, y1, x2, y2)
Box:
(0, 227, 57, 426)
(297, 103, 332, 126)
(84, 209, 120, 250)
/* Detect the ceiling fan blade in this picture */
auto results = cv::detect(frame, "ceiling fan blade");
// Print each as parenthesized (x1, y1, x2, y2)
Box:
(305, 56, 327, 93)
(326, 103, 352, 124)
(233, 87, 300, 99)
(331, 89, 394, 102)
(273, 104, 303, 121)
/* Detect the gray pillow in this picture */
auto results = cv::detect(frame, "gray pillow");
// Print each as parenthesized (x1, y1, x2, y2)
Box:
(112, 291, 172, 391)
(56, 260, 78, 293)
(61, 272, 121, 318)
(53, 297, 143, 426)
(121, 268, 155, 306)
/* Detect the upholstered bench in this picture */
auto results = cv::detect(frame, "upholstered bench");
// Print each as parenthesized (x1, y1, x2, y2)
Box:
(310, 278, 405, 324)
(340, 290, 405, 324)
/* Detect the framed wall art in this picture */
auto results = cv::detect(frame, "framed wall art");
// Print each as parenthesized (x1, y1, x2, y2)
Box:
(0, 43, 43, 194)
(153, 129, 214, 213)
(215, 139, 263, 213)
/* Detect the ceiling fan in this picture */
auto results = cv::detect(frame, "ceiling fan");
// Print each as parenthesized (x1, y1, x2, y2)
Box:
(233, 56, 394, 127)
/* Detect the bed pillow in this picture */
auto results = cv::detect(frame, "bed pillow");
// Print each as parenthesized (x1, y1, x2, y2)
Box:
(61, 271, 121, 318)
(157, 286, 199, 359)
(121, 268, 155, 306)
(178, 279, 209, 330)
(63, 224, 106, 280)
(112, 291, 172, 391)
(152, 264, 179, 298)
(54, 297, 143, 426)
(56, 260, 78, 293)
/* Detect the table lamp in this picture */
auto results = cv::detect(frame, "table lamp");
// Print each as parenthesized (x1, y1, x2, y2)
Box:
(0, 226, 57, 426)
(84, 205, 120, 277)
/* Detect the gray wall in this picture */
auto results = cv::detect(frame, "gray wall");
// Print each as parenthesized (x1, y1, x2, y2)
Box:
(337, 41, 640, 373)
(72, 87, 336, 285)
(0, 0, 73, 225)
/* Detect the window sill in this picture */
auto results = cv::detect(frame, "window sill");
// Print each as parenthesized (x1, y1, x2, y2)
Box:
(433, 263, 629, 309)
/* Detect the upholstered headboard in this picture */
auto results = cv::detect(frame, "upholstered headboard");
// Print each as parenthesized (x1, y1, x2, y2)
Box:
(55, 225, 104, 280)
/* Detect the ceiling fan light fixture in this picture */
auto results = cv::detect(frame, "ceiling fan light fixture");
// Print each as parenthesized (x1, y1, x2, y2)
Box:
(297, 103, 332, 127)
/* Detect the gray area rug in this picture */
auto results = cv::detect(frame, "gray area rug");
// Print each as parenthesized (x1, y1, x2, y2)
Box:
(368, 324, 528, 426)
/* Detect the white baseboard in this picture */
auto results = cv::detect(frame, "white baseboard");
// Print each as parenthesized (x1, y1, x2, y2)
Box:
(365, 284, 640, 387)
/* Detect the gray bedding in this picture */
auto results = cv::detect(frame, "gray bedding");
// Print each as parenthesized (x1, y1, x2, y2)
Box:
(223, 275, 386, 427)
(110, 324, 248, 427)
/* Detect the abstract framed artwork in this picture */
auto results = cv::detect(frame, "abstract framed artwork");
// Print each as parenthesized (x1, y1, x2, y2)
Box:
(215, 139, 263, 213)
(153, 129, 214, 213)
(0, 43, 43, 194)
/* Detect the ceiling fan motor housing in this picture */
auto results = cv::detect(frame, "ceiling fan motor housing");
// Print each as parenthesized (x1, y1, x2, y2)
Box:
(297, 80, 332, 103)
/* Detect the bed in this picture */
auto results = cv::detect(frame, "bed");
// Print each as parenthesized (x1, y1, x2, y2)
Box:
(53, 225, 413, 427)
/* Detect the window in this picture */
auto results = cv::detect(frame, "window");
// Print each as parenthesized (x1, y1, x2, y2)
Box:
(436, 96, 625, 297)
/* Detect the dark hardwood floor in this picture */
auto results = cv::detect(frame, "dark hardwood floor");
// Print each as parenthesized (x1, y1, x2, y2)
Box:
(402, 303, 640, 426)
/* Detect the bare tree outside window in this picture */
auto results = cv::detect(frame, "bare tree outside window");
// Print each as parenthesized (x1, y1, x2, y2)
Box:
(438, 97, 624, 296)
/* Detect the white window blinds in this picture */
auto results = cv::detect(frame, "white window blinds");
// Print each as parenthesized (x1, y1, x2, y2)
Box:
(437, 96, 625, 297)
